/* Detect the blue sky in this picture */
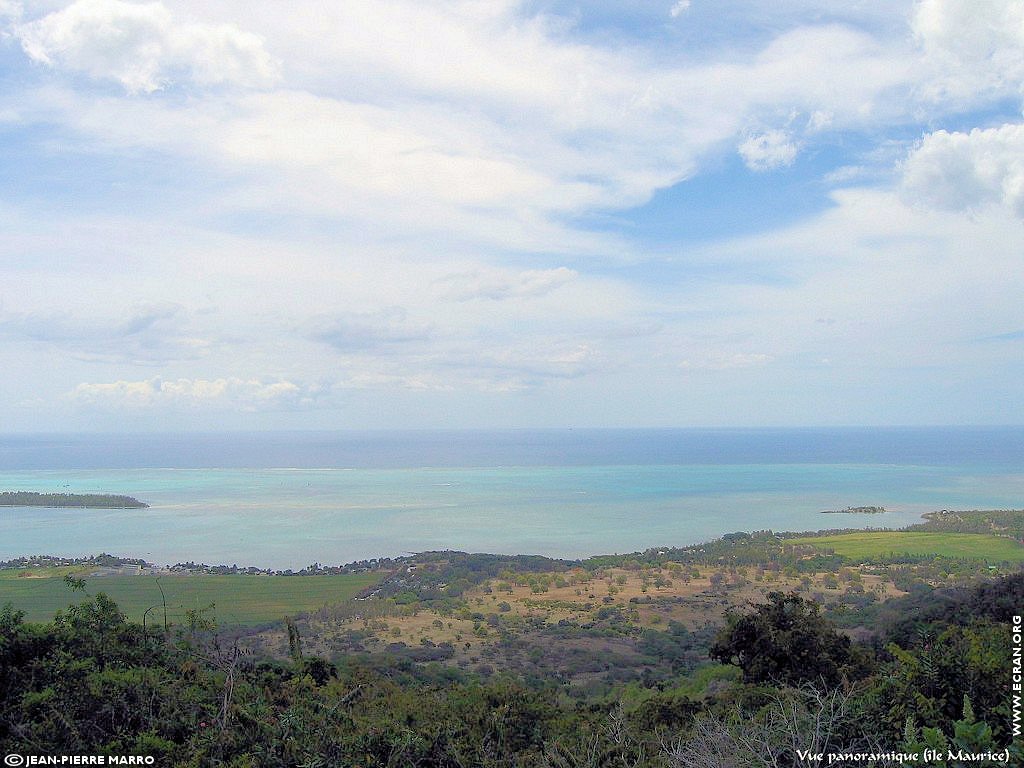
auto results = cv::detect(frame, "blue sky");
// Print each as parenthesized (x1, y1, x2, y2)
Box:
(1, 0, 1023, 431)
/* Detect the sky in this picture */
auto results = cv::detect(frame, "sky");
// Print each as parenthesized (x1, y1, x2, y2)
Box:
(0, 0, 1023, 431)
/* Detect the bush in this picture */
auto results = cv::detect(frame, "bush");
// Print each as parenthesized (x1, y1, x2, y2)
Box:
(710, 592, 859, 687)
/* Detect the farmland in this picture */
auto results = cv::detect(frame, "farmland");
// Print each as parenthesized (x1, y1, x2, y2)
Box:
(788, 530, 1024, 562)
(0, 569, 380, 625)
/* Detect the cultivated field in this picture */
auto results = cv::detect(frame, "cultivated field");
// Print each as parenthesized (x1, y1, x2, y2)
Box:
(789, 531, 1024, 561)
(0, 570, 380, 625)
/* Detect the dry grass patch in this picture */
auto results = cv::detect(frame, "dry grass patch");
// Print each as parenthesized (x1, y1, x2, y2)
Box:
(246, 562, 911, 662)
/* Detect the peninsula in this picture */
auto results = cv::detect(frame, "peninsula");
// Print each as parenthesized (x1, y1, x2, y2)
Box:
(0, 492, 149, 509)
(821, 505, 886, 514)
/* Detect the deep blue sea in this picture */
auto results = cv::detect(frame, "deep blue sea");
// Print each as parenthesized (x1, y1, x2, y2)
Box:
(1, 428, 1022, 568)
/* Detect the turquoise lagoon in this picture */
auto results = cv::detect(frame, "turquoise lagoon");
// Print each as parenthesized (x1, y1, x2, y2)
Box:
(0, 428, 1022, 568)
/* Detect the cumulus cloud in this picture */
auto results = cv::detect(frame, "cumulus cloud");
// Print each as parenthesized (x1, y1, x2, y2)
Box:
(438, 267, 577, 301)
(900, 124, 1024, 217)
(15, 0, 278, 93)
(68, 376, 318, 410)
(738, 130, 799, 171)
(913, 0, 1024, 102)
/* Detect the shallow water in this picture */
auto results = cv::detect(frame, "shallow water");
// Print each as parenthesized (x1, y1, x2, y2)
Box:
(0, 428, 1021, 568)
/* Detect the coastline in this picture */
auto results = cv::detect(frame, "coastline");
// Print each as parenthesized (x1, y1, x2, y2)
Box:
(5, 505, 1019, 576)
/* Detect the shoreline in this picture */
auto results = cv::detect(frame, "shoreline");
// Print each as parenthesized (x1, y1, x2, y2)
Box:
(7, 509, 1017, 576)
(0, 502, 935, 571)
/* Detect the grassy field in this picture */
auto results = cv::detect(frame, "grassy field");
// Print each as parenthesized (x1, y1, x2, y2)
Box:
(790, 531, 1024, 562)
(0, 571, 381, 625)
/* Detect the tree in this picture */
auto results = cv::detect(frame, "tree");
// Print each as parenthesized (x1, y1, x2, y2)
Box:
(709, 592, 858, 687)
(664, 685, 856, 768)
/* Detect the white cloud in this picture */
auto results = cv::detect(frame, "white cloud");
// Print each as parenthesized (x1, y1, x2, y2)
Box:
(3, 2, 1024, 430)
(7, 7, 926, 258)
(669, 1, 691, 19)
(331, 335, 603, 394)
(446, 341, 601, 385)
(305, 308, 432, 352)
(0, 302, 212, 363)
(684, 185, 1024, 379)
(335, 371, 454, 392)
(913, 0, 1024, 102)
(900, 124, 1024, 217)
(438, 267, 577, 301)
(738, 129, 799, 171)
(68, 376, 317, 410)
(485, 342, 596, 374)
(806, 110, 833, 132)
(679, 352, 773, 371)
(0, 1, 21, 22)
(15, 0, 278, 93)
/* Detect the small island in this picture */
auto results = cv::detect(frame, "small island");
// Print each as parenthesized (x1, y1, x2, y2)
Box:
(821, 505, 886, 514)
(0, 492, 149, 509)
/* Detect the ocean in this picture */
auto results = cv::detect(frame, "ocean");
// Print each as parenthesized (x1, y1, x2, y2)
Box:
(0, 428, 1022, 569)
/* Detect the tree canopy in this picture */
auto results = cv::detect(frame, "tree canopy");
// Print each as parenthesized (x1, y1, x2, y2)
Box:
(709, 591, 856, 687)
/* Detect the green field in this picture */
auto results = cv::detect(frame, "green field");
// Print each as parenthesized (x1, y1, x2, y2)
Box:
(0, 571, 380, 625)
(790, 531, 1024, 562)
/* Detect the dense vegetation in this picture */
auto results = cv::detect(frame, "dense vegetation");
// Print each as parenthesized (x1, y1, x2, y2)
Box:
(907, 509, 1024, 540)
(3, 511, 1023, 764)
(0, 553, 150, 569)
(0, 491, 148, 508)
(822, 506, 887, 514)
(1, 567, 1021, 765)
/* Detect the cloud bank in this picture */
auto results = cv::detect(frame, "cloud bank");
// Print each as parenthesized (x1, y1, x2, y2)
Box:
(0, 1, 1022, 428)
(68, 377, 317, 410)
(14, 0, 278, 92)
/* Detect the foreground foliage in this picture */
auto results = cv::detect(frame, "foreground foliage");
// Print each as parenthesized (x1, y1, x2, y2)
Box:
(2, 570, 1021, 766)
